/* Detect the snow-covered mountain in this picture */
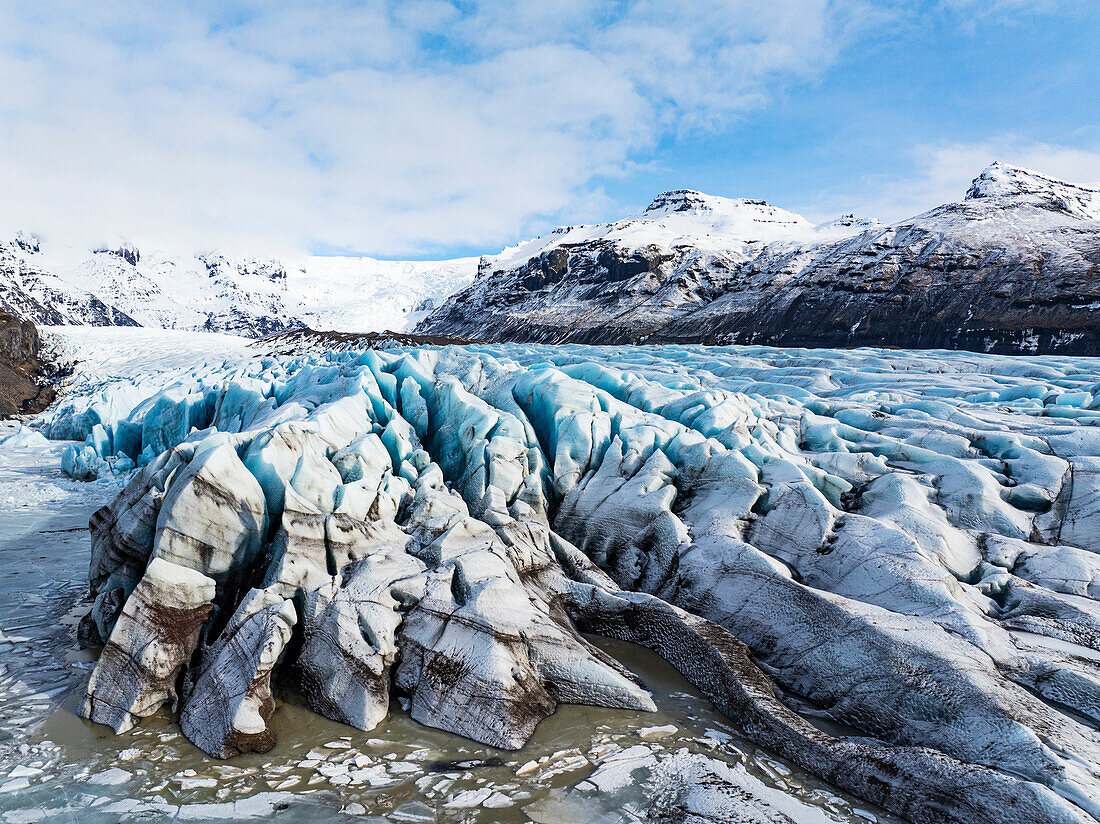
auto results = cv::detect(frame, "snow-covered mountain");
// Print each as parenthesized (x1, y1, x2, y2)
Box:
(966, 161, 1100, 219)
(0, 236, 477, 338)
(5, 162, 1098, 354)
(287, 256, 479, 332)
(486, 190, 877, 275)
(416, 188, 877, 346)
(419, 162, 1100, 355)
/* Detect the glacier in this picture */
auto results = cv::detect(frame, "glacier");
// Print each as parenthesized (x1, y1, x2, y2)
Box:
(38, 340, 1100, 824)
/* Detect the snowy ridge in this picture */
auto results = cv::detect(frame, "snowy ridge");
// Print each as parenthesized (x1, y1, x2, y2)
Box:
(41, 337, 1100, 824)
(965, 161, 1100, 220)
(487, 189, 874, 275)
(4, 162, 1098, 353)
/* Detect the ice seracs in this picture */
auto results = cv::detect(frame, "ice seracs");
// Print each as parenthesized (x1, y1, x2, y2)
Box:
(56, 339, 1100, 824)
(81, 557, 215, 734)
(180, 588, 296, 758)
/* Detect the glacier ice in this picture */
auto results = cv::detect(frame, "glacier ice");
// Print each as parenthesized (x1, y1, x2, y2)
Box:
(48, 341, 1100, 824)
(80, 557, 215, 733)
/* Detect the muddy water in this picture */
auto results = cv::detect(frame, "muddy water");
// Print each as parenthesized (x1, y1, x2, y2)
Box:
(0, 426, 898, 823)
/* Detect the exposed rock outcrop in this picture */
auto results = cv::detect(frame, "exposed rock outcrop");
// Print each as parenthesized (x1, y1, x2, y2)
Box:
(0, 309, 55, 417)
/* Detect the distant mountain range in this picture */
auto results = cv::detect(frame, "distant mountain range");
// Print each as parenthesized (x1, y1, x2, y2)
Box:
(419, 163, 1100, 355)
(0, 237, 477, 337)
(3, 162, 1098, 355)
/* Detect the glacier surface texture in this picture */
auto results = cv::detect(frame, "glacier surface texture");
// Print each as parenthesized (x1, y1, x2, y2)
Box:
(46, 342, 1100, 824)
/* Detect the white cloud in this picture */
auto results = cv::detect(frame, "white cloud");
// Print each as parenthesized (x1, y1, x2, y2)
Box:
(938, 0, 1079, 15)
(0, 0, 881, 256)
(804, 137, 1100, 225)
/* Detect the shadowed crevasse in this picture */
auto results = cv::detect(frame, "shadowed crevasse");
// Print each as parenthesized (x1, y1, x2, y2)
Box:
(66, 343, 1100, 824)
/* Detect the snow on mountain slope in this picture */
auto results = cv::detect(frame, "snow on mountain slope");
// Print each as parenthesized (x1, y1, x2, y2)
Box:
(0, 238, 142, 328)
(418, 188, 882, 345)
(57, 248, 208, 330)
(7, 161, 1096, 353)
(488, 189, 875, 274)
(966, 160, 1100, 219)
(0, 238, 478, 338)
(419, 163, 1100, 355)
(286, 255, 478, 332)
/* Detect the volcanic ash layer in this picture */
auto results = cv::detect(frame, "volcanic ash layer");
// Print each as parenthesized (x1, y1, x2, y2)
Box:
(66, 343, 1100, 824)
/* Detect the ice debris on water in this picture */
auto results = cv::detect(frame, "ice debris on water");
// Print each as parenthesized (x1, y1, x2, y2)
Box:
(0, 426, 50, 448)
(39, 341, 1100, 824)
(85, 767, 131, 785)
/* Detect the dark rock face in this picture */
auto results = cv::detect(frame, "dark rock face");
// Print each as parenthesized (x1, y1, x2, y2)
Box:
(430, 242, 730, 345)
(254, 326, 476, 355)
(14, 232, 39, 254)
(660, 208, 1100, 354)
(419, 164, 1100, 355)
(95, 243, 141, 266)
(0, 310, 55, 417)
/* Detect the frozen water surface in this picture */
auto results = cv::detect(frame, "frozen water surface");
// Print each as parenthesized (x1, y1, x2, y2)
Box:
(5, 331, 1100, 822)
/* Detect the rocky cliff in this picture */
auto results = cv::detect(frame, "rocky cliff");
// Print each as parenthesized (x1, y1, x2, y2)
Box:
(0, 309, 54, 417)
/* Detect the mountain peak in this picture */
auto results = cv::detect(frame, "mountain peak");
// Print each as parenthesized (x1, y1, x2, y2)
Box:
(645, 189, 769, 215)
(639, 189, 815, 244)
(965, 162, 1100, 219)
(93, 241, 140, 266)
(814, 213, 880, 237)
(966, 162, 1060, 198)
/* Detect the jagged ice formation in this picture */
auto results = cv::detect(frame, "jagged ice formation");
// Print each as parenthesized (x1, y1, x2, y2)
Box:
(45, 342, 1100, 824)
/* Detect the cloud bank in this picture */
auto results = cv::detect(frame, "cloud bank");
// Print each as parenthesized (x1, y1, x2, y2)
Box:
(0, 0, 878, 256)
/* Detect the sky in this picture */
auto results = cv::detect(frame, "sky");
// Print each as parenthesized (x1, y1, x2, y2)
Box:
(0, 0, 1097, 259)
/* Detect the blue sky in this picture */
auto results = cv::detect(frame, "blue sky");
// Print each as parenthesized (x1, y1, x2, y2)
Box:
(0, 1, 1096, 259)
(605, 1, 1100, 227)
